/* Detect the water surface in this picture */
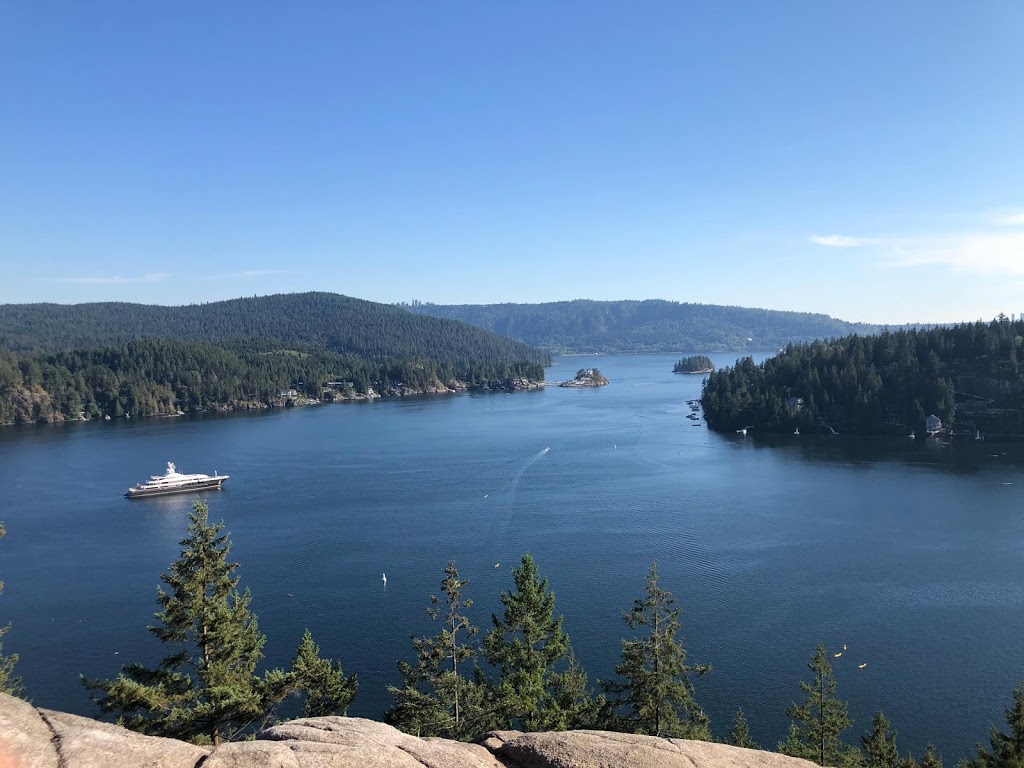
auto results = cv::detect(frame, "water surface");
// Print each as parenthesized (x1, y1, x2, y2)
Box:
(1, 353, 1022, 758)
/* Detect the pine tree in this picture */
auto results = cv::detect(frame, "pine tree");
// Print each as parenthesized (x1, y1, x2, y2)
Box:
(541, 647, 604, 731)
(386, 560, 489, 740)
(965, 682, 1024, 768)
(779, 644, 858, 767)
(603, 562, 711, 739)
(863, 711, 900, 768)
(0, 522, 21, 696)
(483, 554, 570, 730)
(731, 707, 759, 749)
(85, 501, 271, 745)
(921, 743, 943, 768)
(286, 629, 358, 718)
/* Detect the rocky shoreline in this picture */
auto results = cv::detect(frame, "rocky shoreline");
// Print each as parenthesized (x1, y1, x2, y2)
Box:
(0, 378, 547, 426)
(558, 368, 610, 388)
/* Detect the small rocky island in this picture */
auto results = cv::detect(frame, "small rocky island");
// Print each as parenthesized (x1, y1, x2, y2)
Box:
(673, 355, 715, 374)
(559, 367, 610, 388)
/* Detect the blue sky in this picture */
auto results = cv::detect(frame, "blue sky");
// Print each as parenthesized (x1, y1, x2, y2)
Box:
(2, 2, 1023, 323)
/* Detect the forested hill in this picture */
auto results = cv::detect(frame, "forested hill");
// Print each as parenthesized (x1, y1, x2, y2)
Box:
(0, 294, 551, 425)
(404, 299, 881, 353)
(0, 293, 550, 367)
(701, 318, 1024, 437)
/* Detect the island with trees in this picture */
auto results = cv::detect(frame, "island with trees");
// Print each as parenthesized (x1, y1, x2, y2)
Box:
(559, 368, 609, 388)
(0, 293, 552, 425)
(701, 317, 1024, 437)
(673, 355, 715, 374)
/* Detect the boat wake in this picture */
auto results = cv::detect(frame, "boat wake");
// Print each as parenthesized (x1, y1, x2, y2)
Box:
(491, 447, 551, 538)
(507, 447, 550, 499)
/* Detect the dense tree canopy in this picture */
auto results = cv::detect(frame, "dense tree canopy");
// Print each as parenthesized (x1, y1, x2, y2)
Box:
(673, 355, 715, 374)
(406, 299, 884, 354)
(0, 293, 551, 366)
(0, 293, 551, 424)
(702, 318, 1024, 436)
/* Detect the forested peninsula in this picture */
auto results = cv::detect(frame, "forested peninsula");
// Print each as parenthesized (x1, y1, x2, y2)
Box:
(404, 299, 884, 354)
(0, 293, 550, 425)
(701, 318, 1024, 437)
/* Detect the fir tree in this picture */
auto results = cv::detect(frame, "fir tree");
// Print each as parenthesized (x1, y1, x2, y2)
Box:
(85, 501, 271, 745)
(287, 629, 358, 718)
(863, 711, 900, 768)
(603, 562, 711, 739)
(731, 707, 759, 749)
(0, 522, 21, 696)
(779, 644, 858, 767)
(541, 647, 605, 731)
(386, 560, 489, 740)
(965, 682, 1024, 768)
(921, 743, 943, 768)
(483, 554, 571, 730)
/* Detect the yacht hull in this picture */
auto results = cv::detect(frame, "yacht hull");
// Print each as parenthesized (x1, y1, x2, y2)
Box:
(126, 477, 227, 499)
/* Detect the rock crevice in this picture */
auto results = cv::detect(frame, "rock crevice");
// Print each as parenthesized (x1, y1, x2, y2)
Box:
(34, 710, 67, 768)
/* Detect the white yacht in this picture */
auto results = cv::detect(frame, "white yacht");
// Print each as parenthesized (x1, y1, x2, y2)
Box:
(126, 462, 229, 499)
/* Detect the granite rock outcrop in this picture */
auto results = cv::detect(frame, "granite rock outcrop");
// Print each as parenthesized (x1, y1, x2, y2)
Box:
(0, 692, 820, 768)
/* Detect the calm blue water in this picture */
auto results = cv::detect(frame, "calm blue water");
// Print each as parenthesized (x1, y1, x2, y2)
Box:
(2, 353, 1024, 759)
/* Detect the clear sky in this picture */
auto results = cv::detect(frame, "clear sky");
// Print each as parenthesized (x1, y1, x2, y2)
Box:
(2, 2, 1023, 324)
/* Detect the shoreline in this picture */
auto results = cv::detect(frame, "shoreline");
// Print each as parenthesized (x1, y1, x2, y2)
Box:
(0, 379, 548, 428)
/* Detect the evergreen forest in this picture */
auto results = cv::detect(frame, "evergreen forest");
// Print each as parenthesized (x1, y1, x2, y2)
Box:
(0, 294, 550, 424)
(701, 318, 1024, 436)
(674, 355, 715, 373)
(405, 299, 885, 354)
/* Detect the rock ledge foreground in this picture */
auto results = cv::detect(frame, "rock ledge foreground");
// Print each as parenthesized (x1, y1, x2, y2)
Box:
(0, 692, 820, 768)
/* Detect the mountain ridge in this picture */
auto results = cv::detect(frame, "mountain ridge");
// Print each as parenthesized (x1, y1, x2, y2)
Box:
(0, 292, 550, 367)
(403, 298, 893, 354)
(0, 293, 550, 424)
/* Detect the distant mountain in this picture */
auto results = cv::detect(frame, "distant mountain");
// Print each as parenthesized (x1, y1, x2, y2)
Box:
(0, 292, 550, 368)
(403, 300, 883, 353)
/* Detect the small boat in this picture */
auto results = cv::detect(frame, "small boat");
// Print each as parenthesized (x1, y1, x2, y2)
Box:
(126, 462, 229, 499)
(793, 428, 800, 436)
